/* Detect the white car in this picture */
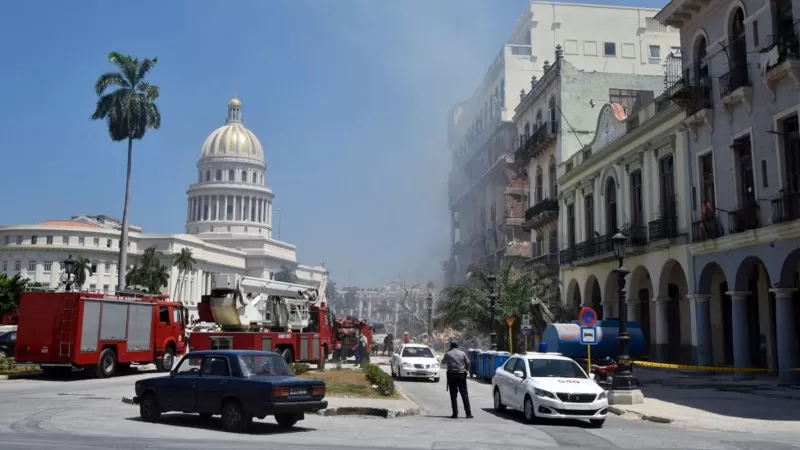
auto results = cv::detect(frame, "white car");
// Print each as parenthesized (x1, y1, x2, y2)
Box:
(390, 343, 440, 382)
(491, 352, 608, 427)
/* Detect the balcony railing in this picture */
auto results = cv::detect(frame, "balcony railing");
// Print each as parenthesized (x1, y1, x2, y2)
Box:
(648, 215, 679, 242)
(728, 201, 760, 234)
(525, 198, 559, 221)
(719, 64, 750, 98)
(527, 253, 559, 272)
(771, 190, 800, 223)
(691, 209, 728, 243)
(669, 70, 712, 116)
(767, 27, 800, 71)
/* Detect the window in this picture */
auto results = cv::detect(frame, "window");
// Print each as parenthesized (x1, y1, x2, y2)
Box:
(585, 194, 595, 238)
(173, 307, 184, 325)
(104, 263, 110, 275)
(548, 230, 557, 254)
(241, 170, 247, 182)
(175, 356, 203, 376)
(205, 170, 210, 182)
(210, 337, 233, 350)
(202, 356, 231, 377)
(604, 42, 616, 56)
(44, 261, 52, 273)
(228, 169, 235, 181)
(238, 354, 293, 377)
(3, 236, 8, 245)
(781, 115, 800, 195)
(89, 284, 97, 291)
(535, 168, 544, 202)
(734, 136, 755, 205)
(606, 178, 618, 233)
(659, 155, 676, 217)
(46, 236, 53, 245)
(630, 170, 644, 225)
(28, 261, 36, 272)
(567, 204, 576, 247)
(14, 261, 21, 271)
(2, 261, 7, 272)
(159, 306, 170, 324)
(31, 236, 38, 244)
(503, 357, 518, 372)
(93, 238, 100, 247)
(106, 239, 112, 248)
(216, 169, 222, 181)
(79, 236, 85, 245)
(252, 172, 257, 183)
(752, 20, 759, 47)
(548, 161, 557, 198)
(16, 235, 21, 245)
(608, 89, 640, 115)
(62, 236, 68, 244)
(534, 234, 544, 256)
(103, 285, 110, 294)
(648, 45, 661, 59)
(90, 262, 97, 274)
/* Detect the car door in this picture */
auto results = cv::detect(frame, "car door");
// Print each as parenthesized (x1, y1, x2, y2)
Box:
(165, 355, 202, 412)
(195, 355, 232, 414)
(392, 345, 403, 372)
(508, 358, 529, 408)
(496, 357, 517, 401)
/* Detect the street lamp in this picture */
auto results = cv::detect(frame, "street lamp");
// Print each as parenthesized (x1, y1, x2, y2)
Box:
(61, 255, 76, 292)
(488, 274, 498, 351)
(610, 232, 641, 398)
(426, 290, 433, 340)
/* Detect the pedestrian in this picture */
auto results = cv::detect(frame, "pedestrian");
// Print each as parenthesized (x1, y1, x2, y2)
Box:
(441, 340, 472, 419)
(360, 332, 369, 364)
(384, 333, 394, 355)
(403, 331, 410, 344)
(354, 331, 363, 365)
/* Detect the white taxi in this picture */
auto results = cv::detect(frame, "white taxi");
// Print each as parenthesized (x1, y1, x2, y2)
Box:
(491, 352, 608, 427)
(390, 343, 440, 382)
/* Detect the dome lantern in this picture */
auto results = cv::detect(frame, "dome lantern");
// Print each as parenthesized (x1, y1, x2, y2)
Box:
(199, 97, 265, 163)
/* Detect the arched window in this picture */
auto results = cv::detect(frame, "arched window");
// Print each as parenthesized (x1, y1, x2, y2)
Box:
(205, 170, 210, 182)
(524, 122, 530, 137)
(548, 98, 557, 133)
(548, 160, 557, 198)
(228, 169, 234, 181)
(252, 172, 257, 183)
(605, 177, 618, 234)
(535, 110, 543, 128)
(215, 170, 222, 181)
(241, 170, 247, 182)
(693, 36, 708, 81)
(728, 8, 746, 71)
(535, 167, 544, 202)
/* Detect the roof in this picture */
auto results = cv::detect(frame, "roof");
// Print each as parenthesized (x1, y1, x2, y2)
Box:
(185, 349, 279, 357)
(39, 220, 103, 229)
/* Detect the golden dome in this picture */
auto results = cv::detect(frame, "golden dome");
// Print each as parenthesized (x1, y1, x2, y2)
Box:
(229, 96, 241, 106)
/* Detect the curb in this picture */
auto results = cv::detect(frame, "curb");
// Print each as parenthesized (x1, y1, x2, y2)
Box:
(315, 406, 421, 418)
(608, 406, 673, 424)
(0, 370, 42, 380)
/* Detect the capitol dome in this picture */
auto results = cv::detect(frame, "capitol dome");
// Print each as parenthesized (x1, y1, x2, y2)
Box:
(200, 97, 264, 163)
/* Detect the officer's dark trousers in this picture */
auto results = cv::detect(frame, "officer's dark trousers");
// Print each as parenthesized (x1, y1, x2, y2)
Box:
(446, 372, 471, 416)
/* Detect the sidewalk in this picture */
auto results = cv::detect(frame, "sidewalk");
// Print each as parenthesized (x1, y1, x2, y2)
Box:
(611, 367, 800, 434)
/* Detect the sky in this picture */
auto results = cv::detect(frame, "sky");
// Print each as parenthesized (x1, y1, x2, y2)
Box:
(0, 0, 667, 287)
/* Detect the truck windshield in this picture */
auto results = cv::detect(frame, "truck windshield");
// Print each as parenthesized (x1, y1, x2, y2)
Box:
(238, 354, 293, 377)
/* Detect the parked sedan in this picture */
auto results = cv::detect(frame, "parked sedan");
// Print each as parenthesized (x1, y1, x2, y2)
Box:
(133, 350, 327, 432)
(390, 343, 440, 382)
(0, 330, 16, 358)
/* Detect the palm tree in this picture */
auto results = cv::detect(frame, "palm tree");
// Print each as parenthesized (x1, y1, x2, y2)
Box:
(0, 274, 29, 315)
(273, 265, 298, 283)
(91, 51, 161, 291)
(74, 256, 91, 291)
(126, 246, 170, 294)
(172, 248, 196, 303)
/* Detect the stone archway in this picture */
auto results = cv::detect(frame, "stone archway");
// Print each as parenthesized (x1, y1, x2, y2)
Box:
(565, 278, 582, 320)
(657, 259, 690, 362)
(733, 256, 776, 370)
(776, 248, 800, 381)
(697, 261, 733, 366)
(628, 265, 653, 357)
(584, 275, 603, 319)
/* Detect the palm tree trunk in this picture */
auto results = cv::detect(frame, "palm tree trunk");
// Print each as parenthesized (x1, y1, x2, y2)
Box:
(117, 137, 134, 291)
(173, 269, 182, 300)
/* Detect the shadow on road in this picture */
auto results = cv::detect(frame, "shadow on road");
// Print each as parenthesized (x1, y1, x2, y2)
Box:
(12, 367, 157, 382)
(126, 415, 315, 435)
(480, 407, 596, 428)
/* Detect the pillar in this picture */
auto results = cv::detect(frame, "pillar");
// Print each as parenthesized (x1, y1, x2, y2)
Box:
(726, 291, 754, 380)
(626, 298, 639, 322)
(770, 288, 799, 382)
(653, 297, 669, 361)
(687, 294, 712, 366)
(224, 195, 228, 221)
(601, 301, 614, 319)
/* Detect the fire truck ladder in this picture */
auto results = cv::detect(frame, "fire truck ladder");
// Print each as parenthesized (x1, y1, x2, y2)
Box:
(59, 296, 77, 357)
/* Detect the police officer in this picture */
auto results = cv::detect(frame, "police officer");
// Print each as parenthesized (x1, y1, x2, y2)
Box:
(441, 340, 472, 419)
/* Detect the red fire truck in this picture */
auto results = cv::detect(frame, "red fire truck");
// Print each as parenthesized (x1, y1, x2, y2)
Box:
(189, 273, 371, 364)
(14, 290, 188, 377)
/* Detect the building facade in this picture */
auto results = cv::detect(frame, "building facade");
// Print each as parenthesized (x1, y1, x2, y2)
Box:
(557, 91, 693, 362)
(657, 0, 800, 381)
(0, 98, 326, 318)
(444, 0, 681, 286)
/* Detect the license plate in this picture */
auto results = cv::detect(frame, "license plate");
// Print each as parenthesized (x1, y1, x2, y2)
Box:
(290, 388, 307, 395)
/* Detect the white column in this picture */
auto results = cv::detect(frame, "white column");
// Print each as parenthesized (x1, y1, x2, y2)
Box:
(224, 195, 228, 221)
(239, 195, 244, 221)
(257, 199, 262, 223)
(653, 296, 669, 361)
(186, 198, 191, 223)
(268, 201, 272, 225)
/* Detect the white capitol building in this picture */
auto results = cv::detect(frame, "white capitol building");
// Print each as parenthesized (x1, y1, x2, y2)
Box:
(0, 97, 327, 317)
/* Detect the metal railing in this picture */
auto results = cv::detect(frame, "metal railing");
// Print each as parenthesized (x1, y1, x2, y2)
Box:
(771, 190, 800, 223)
(728, 200, 760, 234)
(719, 64, 750, 98)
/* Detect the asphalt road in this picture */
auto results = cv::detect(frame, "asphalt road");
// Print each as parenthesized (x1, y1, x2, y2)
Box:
(0, 367, 798, 450)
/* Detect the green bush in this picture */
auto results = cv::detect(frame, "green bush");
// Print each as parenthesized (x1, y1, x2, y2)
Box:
(362, 363, 394, 396)
(0, 356, 12, 371)
(291, 362, 311, 375)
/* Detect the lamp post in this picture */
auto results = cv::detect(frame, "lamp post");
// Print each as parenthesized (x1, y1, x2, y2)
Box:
(488, 274, 498, 351)
(426, 290, 433, 341)
(610, 232, 642, 401)
(61, 255, 76, 292)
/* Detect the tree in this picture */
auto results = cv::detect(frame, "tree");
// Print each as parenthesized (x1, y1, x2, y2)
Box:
(0, 274, 29, 315)
(273, 265, 298, 283)
(390, 275, 427, 334)
(91, 51, 161, 291)
(172, 248, 196, 303)
(126, 246, 170, 294)
(435, 263, 566, 352)
(74, 256, 91, 291)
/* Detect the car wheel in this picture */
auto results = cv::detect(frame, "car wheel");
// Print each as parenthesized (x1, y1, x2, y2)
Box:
(493, 387, 507, 412)
(590, 418, 605, 428)
(139, 393, 161, 423)
(95, 349, 117, 378)
(523, 395, 537, 423)
(275, 413, 300, 429)
(390, 364, 397, 379)
(221, 399, 251, 433)
(157, 347, 175, 372)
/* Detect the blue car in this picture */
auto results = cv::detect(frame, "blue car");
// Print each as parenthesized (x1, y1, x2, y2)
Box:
(133, 350, 327, 432)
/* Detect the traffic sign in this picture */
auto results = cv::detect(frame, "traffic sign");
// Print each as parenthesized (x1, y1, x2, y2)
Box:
(521, 313, 531, 330)
(580, 326, 598, 345)
(520, 328, 531, 336)
(578, 307, 598, 327)
(505, 316, 516, 327)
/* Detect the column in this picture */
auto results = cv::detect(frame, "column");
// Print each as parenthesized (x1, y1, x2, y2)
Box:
(601, 300, 614, 319)
(186, 198, 191, 223)
(214, 196, 219, 220)
(258, 199, 263, 223)
(224, 195, 228, 221)
(239, 195, 244, 221)
(626, 298, 639, 322)
(687, 294, 712, 366)
(770, 288, 799, 382)
(653, 297, 670, 361)
(726, 291, 754, 380)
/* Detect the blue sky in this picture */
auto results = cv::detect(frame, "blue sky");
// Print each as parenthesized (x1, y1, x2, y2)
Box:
(0, 0, 667, 287)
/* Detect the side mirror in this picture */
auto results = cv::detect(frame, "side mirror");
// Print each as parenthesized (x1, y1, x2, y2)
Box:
(513, 370, 525, 378)
(589, 373, 596, 380)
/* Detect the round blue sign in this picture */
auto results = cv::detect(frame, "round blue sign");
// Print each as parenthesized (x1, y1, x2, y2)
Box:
(579, 307, 598, 327)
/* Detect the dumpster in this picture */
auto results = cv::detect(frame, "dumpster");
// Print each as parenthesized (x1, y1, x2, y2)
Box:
(541, 320, 646, 360)
(468, 349, 480, 377)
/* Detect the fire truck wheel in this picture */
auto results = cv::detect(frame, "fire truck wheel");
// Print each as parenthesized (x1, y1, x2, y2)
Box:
(221, 399, 251, 433)
(281, 349, 294, 364)
(96, 349, 117, 378)
(157, 347, 176, 372)
(139, 393, 161, 423)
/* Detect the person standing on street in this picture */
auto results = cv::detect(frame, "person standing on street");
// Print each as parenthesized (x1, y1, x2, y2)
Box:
(441, 340, 472, 419)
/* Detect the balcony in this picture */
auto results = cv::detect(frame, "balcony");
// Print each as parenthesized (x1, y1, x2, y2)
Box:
(719, 64, 752, 119)
(763, 27, 800, 99)
(728, 201, 761, 234)
(771, 190, 800, 223)
(691, 209, 728, 243)
(563, 226, 647, 266)
(515, 121, 558, 166)
(526, 253, 559, 272)
(505, 240, 532, 258)
(648, 215, 679, 243)
(668, 71, 712, 125)
(522, 197, 559, 231)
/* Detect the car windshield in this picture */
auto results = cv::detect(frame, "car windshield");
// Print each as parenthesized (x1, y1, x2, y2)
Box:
(402, 347, 434, 358)
(238, 354, 293, 377)
(0, 332, 14, 342)
(529, 359, 588, 379)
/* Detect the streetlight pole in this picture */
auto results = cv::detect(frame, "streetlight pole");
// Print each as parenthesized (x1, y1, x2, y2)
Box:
(426, 290, 433, 340)
(488, 274, 498, 351)
(60, 255, 77, 292)
(610, 232, 643, 404)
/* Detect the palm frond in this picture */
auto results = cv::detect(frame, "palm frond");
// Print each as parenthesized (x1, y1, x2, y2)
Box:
(94, 72, 129, 96)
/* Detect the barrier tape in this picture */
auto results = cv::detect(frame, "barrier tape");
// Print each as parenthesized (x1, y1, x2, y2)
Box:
(632, 360, 800, 372)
